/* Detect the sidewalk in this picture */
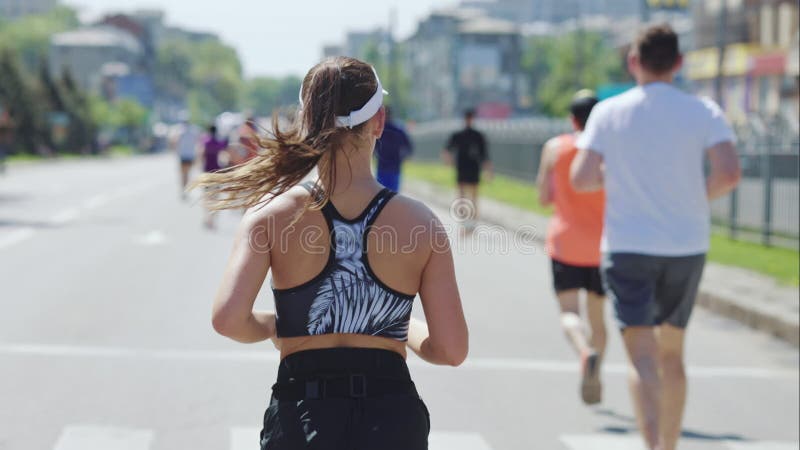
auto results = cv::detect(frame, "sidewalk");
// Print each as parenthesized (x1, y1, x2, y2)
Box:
(403, 179, 800, 348)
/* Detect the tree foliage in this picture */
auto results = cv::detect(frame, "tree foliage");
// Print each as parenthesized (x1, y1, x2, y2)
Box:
(0, 6, 79, 72)
(0, 49, 46, 152)
(362, 41, 412, 119)
(243, 76, 302, 117)
(154, 37, 244, 121)
(59, 69, 97, 153)
(522, 31, 626, 117)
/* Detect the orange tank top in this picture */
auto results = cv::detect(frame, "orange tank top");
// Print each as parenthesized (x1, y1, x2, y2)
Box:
(545, 134, 604, 266)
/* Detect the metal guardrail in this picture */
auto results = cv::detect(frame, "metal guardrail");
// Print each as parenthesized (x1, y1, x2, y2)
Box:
(409, 117, 799, 247)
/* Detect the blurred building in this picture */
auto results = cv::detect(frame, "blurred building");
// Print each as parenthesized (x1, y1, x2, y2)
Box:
(0, 0, 56, 19)
(49, 26, 145, 94)
(686, 0, 799, 127)
(344, 29, 391, 59)
(460, 0, 643, 24)
(405, 8, 522, 120)
(321, 44, 344, 59)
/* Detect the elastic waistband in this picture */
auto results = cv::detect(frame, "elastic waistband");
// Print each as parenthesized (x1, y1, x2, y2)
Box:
(277, 348, 410, 382)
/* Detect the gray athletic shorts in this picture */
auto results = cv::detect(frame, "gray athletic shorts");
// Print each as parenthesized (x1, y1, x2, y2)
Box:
(601, 253, 706, 329)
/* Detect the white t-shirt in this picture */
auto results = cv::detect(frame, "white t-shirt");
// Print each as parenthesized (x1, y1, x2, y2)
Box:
(576, 82, 736, 256)
(175, 124, 202, 160)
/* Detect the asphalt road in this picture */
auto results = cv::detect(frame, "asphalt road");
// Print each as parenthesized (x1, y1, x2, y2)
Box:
(0, 154, 797, 450)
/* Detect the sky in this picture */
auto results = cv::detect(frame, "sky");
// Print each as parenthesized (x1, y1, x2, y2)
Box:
(66, 0, 458, 79)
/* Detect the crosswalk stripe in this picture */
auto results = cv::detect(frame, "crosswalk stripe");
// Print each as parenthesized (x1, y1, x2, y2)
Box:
(0, 227, 35, 250)
(230, 427, 260, 450)
(227, 427, 492, 450)
(429, 431, 493, 450)
(560, 434, 646, 450)
(726, 442, 800, 450)
(53, 425, 153, 450)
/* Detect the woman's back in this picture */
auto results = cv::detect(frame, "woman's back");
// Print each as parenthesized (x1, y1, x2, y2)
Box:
(262, 181, 438, 358)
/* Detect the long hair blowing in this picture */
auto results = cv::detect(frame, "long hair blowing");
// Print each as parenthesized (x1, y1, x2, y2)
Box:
(192, 56, 378, 212)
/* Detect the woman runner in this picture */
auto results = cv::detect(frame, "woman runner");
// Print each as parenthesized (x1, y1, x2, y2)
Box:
(194, 56, 468, 450)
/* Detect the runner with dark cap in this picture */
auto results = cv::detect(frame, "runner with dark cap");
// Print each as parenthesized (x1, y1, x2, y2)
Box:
(537, 89, 606, 405)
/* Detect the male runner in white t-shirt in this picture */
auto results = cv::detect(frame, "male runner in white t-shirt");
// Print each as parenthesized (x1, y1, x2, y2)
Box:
(571, 24, 741, 450)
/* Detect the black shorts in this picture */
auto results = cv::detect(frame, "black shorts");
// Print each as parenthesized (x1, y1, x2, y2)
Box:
(260, 348, 430, 450)
(551, 258, 605, 296)
(601, 253, 705, 329)
(456, 163, 481, 184)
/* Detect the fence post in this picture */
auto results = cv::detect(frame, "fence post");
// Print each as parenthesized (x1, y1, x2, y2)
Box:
(761, 145, 773, 246)
(728, 184, 738, 239)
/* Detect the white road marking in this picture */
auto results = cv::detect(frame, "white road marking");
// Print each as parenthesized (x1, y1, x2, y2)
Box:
(0, 343, 796, 381)
(0, 227, 35, 250)
(114, 180, 161, 198)
(50, 208, 80, 225)
(83, 194, 109, 210)
(135, 230, 168, 246)
(0, 342, 280, 363)
(1, 180, 164, 249)
(230, 427, 494, 450)
(230, 426, 260, 450)
(52, 425, 153, 450)
(560, 434, 645, 450)
(430, 431, 493, 450)
(726, 442, 800, 450)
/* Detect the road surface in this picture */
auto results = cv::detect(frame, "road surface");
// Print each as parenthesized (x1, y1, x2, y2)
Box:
(0, 154, 797, 450)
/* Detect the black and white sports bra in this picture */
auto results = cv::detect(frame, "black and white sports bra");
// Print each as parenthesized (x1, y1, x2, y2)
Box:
(272, 182, 415, 341)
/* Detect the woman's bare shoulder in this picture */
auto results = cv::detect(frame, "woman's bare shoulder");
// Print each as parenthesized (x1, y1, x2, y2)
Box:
(386, 194, 436, 223)
(243, 185, 314, 227)
(383, 193, 443, 228)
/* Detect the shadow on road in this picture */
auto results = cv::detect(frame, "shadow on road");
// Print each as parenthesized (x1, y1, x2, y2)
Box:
(594, 408, 749, 442)
(0, 192, 32, 203)
(0, 218, 58, 229)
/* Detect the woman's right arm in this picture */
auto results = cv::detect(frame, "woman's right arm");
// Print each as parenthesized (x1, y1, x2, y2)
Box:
(211, 209, 277, 344)
(407, 217, 468, 366)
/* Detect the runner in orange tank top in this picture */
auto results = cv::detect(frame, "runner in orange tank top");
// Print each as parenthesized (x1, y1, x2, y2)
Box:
(536, 90, 606, 405)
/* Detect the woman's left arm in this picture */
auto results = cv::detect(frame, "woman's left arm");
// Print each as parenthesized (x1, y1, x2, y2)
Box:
(211, 209, 276, 343)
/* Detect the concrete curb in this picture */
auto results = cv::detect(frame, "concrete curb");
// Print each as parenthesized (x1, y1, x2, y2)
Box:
(402, 179, 800, 348)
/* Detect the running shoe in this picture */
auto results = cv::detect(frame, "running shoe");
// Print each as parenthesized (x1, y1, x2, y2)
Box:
(581, 350, 602, 405)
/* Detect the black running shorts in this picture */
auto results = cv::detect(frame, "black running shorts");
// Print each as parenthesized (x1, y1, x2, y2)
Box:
(551, 258, 605, 296)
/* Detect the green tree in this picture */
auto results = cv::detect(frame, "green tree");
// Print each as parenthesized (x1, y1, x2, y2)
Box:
(244, 76, 302, 117)
(60, 69, 96, 153)
(154, 39, 194, 100)
(362, 41, 412, 119)
(522, 31, 626, 117)
(0, 6, 79, 72)
(154, 37, 244, 119)
(0, 49, 46, 153)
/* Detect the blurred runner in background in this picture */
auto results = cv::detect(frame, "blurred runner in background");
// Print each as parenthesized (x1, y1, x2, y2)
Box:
(375, 107, 413, 191)
(228, 117, 260, 166)
(172, 113, 202, 200)
(442, 109, 492, 229)
(201, 124, 228, 229)
(536, 90, 605, 405)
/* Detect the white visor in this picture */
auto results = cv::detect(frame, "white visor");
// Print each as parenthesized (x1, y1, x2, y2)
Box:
(298, 66, 388, 129)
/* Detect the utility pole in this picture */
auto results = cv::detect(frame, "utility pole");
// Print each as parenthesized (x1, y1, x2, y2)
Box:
(574, 0, 583, 88)
(640, 0, 651, 23)
(713, 0, 728, 106)
(388, 8, 398, 114)
(710, 0, 738, 239)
